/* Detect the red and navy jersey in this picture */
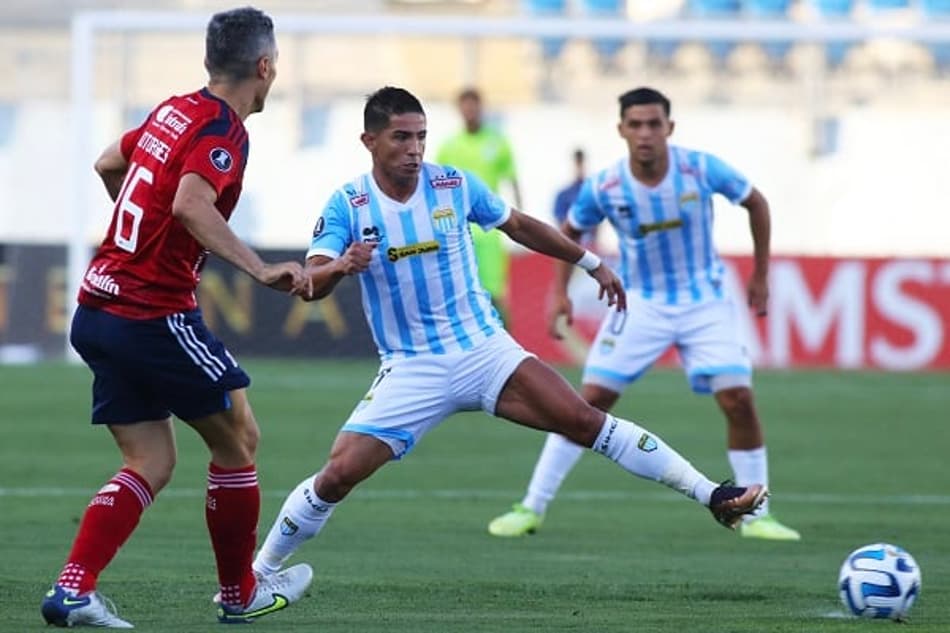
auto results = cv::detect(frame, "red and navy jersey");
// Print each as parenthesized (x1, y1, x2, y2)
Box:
(78, 88, 249, 319)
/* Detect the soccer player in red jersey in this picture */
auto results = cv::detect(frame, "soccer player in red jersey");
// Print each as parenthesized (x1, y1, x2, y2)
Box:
(40, 8, 314, 627)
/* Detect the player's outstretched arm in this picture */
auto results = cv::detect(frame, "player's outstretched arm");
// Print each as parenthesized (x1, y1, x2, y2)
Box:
(303, 242, 376, 301)
(498, 209, 625, 311)
(94, 140, 129, 202)
(172, 173, 309, 296)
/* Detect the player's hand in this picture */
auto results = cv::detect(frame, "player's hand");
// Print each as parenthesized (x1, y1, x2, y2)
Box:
(747, 272, 769, 317)
(339, 241, 376, 275)
(547, 292, 574, 339)
(261, 261, 312, 298)
(588, 264, 626, 312)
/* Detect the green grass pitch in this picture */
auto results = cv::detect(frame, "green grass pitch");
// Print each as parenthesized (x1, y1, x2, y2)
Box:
(1, 360, 948, 632)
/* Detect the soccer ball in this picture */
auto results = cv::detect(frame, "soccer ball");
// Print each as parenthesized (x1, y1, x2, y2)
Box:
(838, 543, 921, 621)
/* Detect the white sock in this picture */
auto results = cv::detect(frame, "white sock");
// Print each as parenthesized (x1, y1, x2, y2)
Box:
(521, 433, 585, 515)
(592, 414, 717, 505)
(253, 476, 337, 575)
(728, 446, 769, 516)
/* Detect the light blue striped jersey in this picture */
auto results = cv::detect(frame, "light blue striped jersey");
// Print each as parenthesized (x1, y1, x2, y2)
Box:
(307, 163, 509, 360)
(569, 145, 752, 305)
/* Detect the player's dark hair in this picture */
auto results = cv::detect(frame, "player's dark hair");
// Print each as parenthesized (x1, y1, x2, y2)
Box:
(618, 87, 671, 118)
(364, 87, 425, 133)
(205, 7, 275, 82)
(457, 87, 481, 103)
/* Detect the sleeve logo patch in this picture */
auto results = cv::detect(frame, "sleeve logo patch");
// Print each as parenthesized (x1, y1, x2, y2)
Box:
(209, 147, 233, 172)
(312, 216, 326, 237)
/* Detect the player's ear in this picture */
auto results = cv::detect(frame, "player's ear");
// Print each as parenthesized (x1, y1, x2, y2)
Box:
(257, 55, 272, 80)
(360, 131, 375, 152)
(667, 119, 675, 137)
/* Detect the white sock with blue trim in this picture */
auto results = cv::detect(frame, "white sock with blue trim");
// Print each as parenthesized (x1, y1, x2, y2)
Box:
(253, 476, 336, 575)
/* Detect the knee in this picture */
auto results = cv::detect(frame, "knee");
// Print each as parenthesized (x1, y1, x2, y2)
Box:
(241, 420, 261, 458)
(717, 387, 756, 421)
(129, 453, 176, 494)
(314, 459, 360, 502)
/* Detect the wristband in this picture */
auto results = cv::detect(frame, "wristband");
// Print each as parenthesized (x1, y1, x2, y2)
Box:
(576, 250, 601, 272)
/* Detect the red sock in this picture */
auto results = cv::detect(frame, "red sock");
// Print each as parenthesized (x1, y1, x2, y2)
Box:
(57, 468, 153, 595)
(206, 463, 260, 607)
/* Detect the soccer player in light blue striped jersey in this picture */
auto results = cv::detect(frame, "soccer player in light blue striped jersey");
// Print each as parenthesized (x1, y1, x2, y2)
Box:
(252, 87, 768, 581)
(488, 87, 800, 541)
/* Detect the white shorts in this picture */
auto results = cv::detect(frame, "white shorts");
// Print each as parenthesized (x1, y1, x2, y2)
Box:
(340, 331, 534, 459)
(583, 293, 751, 395)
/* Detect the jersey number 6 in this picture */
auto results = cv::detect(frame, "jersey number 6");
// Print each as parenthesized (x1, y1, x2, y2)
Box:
(114, 162, 154, 254)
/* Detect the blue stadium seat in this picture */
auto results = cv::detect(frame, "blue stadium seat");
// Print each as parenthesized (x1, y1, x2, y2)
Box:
(0, 102, 15, 147)
(812, 0, 853, 15)
(744, 0, 794, 65)
(523, 0, 569, 62)
(688, 0, 741, 66)
(811, 0, 856, 69)
(581, 0, 626, 70)
(921, 0, 950, 73)
(867, 0, 910, 8)
(300, 103, 330, 148)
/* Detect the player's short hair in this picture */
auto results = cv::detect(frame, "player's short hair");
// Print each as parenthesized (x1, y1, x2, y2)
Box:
(457, 87, 481, 103)
(205, 7, 275, 82)
(364, 87, 425, 133)
(618, 87, 671, 119)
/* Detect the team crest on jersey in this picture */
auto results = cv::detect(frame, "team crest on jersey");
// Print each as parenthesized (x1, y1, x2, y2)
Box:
(431, 207, 458, 232)
(679, 191, 699, 206)
(430, 175, 462, 189)
(209, 147, 233, 172)
(350, 193, 369, 207)
(599, 176, 621, 191)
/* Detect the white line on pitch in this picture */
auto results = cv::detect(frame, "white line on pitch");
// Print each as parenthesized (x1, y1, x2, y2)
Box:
(0, 487, 948, 505)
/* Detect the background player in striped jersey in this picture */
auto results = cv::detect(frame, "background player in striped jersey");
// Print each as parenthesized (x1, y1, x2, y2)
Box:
(41, 8, 313, 628)
(488, 86, 800, 542)
(250, 87, 767, 583)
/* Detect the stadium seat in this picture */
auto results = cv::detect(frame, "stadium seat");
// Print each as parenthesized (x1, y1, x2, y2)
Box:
(300, 103, 330, 148)
(867, 0, 910, 9)
(580, 0, 626, 71)
(744, 0, 794, 66)
(0, 102, 15, 147)
(688, 0, 741, 67)
(523, 0, 568, 62)
(921, 0, 950, 73)
(811, 0, 856, 69)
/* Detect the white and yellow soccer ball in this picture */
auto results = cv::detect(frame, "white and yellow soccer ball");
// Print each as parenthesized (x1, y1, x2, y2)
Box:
(838, 543, 921, 621)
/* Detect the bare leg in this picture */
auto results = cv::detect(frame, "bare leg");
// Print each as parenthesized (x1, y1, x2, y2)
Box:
(254, 431, 393, 574)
